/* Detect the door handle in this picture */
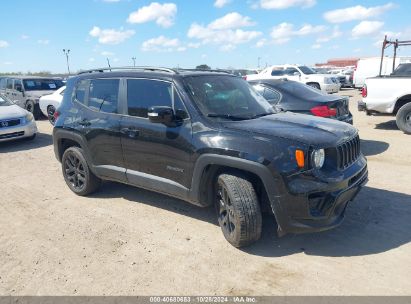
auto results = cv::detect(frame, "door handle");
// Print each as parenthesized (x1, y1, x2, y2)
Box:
(121, 127, 140, 138)
(78, 119, 91, 126)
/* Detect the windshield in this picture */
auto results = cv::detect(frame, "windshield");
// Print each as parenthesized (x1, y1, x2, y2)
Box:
(184, 75, 275, 120)
(23, 79, 64, 91)
(0, 95, 13, 106)
(298, 66, 316, 75)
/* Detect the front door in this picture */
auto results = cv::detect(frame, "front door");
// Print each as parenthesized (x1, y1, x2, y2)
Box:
(120, 78, 193, 195)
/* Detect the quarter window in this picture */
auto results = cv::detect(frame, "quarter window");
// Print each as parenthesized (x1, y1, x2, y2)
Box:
(88, 79, 119, 113)
(6, 79, 13, 89)
(252, 84, 281, 104)
(74, 80, 88, 104)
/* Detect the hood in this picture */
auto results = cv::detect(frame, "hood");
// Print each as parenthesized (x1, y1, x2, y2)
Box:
(221, 112, 357, 147)
(0, 104, 27, 120)
(26, 90, 56, 99)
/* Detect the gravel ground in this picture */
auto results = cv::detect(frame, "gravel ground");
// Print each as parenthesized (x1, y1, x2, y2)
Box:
(0, 89, 410, 295)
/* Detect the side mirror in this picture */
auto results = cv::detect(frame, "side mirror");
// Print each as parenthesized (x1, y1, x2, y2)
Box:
(148, 106, 174, 125)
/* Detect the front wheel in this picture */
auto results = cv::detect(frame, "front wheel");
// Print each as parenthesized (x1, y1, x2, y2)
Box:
(62, 147, 101, 196)
(215, 173, 262, 247)
(396, 103, 411, 134)
(25, 100, 41, 120)
(307, 83, 321, 90)
(47, 105, 56, 125)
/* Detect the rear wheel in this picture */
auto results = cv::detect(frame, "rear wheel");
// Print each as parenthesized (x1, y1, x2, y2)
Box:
(215, 173, 262, 247)
(396, 102, 411, 134)
(25, 100, 41, 120)
(47, 105, 56, 125)
(62, 147, 101, 196)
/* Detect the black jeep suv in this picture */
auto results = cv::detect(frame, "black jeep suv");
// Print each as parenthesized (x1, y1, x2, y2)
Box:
(53, 67, 368, 247)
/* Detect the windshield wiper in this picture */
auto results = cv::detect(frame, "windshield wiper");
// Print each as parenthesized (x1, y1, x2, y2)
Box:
(207, 113, 251, 120)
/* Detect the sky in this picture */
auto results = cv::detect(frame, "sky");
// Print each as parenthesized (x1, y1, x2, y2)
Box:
(0, 0, 410, 73)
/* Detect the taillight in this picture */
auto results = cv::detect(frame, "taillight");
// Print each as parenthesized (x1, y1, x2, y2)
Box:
(361, 85, 367, 98)
(310, 105, 337, 117)
(53, 110, 60, 121)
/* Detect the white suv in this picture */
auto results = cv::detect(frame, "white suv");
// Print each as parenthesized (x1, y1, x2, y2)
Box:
(247, 65, 340, 94)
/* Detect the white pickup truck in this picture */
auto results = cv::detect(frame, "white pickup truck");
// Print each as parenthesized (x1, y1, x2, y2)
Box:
(358, 63, 411, 134)
(247, 65, 340, 94)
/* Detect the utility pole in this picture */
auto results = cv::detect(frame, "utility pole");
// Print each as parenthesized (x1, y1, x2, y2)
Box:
(131, 57, 136, 67)
(106, 58, 111, 71)
(62, 49, 71, 75)
(258, 57, 261, 69)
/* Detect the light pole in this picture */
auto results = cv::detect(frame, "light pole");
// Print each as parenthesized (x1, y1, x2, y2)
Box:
(258, 56, 261, 69)
(131, 57, 136, 67)
(63, 49, 71, 75)
(106, 58, 111, 71)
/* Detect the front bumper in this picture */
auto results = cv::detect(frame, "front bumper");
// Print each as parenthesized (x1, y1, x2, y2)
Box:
(0, 119, 37, 142)
(273, 156, 368, 235)
(321, 83, 339, 94)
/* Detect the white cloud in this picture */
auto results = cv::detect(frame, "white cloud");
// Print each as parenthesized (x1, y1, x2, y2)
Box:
(21, 35, 29, 40)
(270, 22, 326, 44)
(141, 36, 185, 52)
(127, 2, 177, 28)
(0, 40, 9, 48)
(214, 0, 231, 8)
(3, 61, 13, 65)
(102, 0, 120, 2)
(89, 57, 96, 62)
(89, 26, 135, 45)
(312, 44, 321, 49)
(187, 13, 261, 50)
(37, 39, 50, 45)
(352, 21, 384, 38)
(258, 0, 316, 10)
(316, 26, 342, 43)
(256, 38, 267, 48)
(101, 51, 114, 57)
(324, 3, 394, 23)
(209, 12, 255, 30)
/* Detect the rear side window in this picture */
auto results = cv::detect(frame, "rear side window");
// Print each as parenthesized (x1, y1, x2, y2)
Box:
(74, 80, 88, 104)
(88, 79, 119, 114)
(126, 79, 188, 119)
(0, 78, 6, 89)
(253, 84, 281, 104)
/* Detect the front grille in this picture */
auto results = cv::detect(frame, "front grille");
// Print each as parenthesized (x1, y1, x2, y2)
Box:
(0, 119, 21, 128)
(0, 131, 24, 140)
(336, 135, 361, 170)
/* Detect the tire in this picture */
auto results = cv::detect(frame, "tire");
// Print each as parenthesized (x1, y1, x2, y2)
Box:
(25, 100, 41, 120)
(61, 147, 101, 196)
(308, 83, 321, 90)
(47, 105, 56, 125)
(396, 102, 411, 134)
(215, 173, 262, 247)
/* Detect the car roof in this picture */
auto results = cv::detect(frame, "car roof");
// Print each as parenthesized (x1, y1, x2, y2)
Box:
(2, 76, 60, 80)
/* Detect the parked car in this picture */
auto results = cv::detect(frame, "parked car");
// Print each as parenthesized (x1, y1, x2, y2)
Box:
(53, 67, 368, 247)
(359, 74, 411, 134)
(0, 76, 64, 119)
(247, 65, 340, 94)
(330, 69, 354, 88)
(0, 94, 37, 142)
(249, 79, 353, 124)
(39, 86, 66, 124)
(353, 57, 411, 89)
(229, 69, 259, 80)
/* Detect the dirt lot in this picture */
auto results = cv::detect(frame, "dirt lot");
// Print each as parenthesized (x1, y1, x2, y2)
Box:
(0, 89, 410, 296)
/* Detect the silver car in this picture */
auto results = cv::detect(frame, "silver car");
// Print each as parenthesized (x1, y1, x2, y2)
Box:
(0, 76, 64, 119)
(0, 94, 37, 142)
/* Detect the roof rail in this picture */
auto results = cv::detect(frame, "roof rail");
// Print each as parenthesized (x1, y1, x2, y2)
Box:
(77, 66, 178, 75)
(177, 68, 233, 74)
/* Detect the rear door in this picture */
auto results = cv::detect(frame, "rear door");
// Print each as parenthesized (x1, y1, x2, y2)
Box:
(73, 78, 126, 182)
(120, 78, 193, 192)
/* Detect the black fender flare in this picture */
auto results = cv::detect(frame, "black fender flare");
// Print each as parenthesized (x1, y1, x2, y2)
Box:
(188, 154, 287, 231)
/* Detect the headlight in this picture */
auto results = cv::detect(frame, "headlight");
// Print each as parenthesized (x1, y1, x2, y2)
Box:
(312, 149, 325, 169)
(25, 112, 34, 122)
